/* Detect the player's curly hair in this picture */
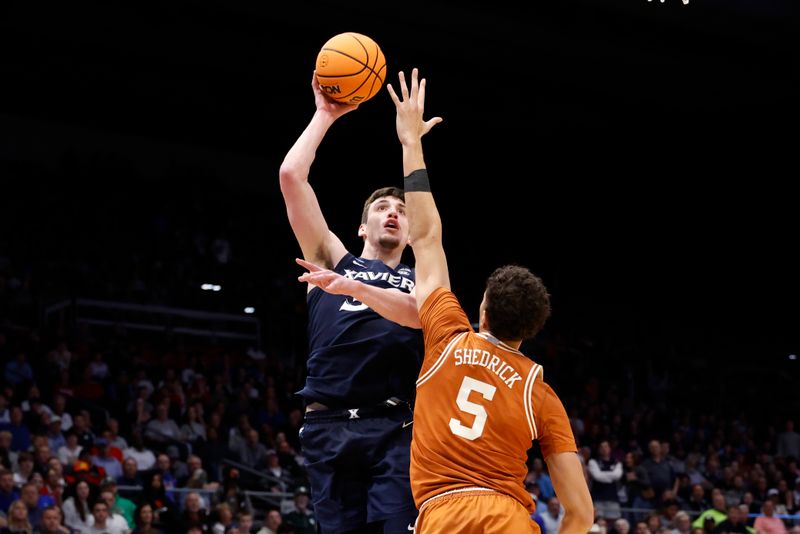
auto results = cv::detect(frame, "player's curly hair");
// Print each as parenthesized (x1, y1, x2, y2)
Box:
(361, 187, 405, 224)
(484, 265, 551, 341)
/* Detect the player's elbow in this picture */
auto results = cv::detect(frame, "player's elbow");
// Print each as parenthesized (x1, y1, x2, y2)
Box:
(279, 163, 304, 191)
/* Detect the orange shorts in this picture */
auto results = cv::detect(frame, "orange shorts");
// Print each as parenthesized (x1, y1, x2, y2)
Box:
(416, 489, 539, 534)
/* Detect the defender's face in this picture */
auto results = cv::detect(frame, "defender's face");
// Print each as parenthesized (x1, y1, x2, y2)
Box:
(359, 196, 408, 250)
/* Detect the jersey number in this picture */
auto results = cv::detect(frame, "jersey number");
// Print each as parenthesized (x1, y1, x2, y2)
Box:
(449, 376, 497, 441)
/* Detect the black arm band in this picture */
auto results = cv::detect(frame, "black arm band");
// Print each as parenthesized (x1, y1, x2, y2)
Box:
(404, 169, 431, 192)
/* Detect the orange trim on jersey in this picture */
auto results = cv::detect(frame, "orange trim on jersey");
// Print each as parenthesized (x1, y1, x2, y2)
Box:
(416, 331, 468, 387)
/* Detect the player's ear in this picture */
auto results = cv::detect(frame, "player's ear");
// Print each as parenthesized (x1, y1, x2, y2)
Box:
(358, 223, 367, 238)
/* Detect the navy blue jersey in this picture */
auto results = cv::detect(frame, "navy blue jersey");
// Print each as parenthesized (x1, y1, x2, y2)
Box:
(299, 253, 423, 408)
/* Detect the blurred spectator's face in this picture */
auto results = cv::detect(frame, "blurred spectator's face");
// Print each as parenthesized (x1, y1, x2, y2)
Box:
(677, 515, 691, 531)
(158, 454, 170, 471)
(101, 491, 115, 508)
(615, 519, 630, 534)
(124, 458, 138, 476)
(239, 515, 253, 530)
(11, 407, 23, 424)
(635, 522, 649, 534)
(42, 508, 61, 531)
(188, 456, 202, 471)
(712, 493, 726, 510)
(77, 482, 90, 500)
(547, 498, 560, 515)
(22, 484, 39, 505)
(219, 506, 233, 522)
(186, 493, 201, 512)
(139, 504, 153, 524)
(266, 510, 282, 530)
(763, 501, 775, 515)
(0, 432, 11, 448)
(93, 503, 109, 524)
(598, 442, 611, 458)
(691, 485, 704, 500)
(11, 502, 28, 521)
(648, 440, 660, 457)
(295, 494, 309, 511)
(0, 473, 13, 492)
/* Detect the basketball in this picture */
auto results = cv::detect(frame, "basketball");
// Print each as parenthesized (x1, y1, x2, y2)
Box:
(316, 32, 386, 105)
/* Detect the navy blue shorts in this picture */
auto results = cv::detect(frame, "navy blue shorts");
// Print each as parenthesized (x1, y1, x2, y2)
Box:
(300, 401, 417, 534)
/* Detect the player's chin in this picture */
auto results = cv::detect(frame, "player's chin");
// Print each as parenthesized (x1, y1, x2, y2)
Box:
(378, 235, 402, 249)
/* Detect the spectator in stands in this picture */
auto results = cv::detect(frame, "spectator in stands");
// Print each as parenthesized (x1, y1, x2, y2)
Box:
(2, 407, 31, 452)
(753, 500, 787, 534)
(70, 415, 94, 451)
(233, 430, 268, 472)
(50, 396, 72, 433)
(122, 433, 155, 472)
(670, 511, 692, 534)
(91, 440, 122, 481)
(213, 468, 249, 519)
(153, 455, 176, 491)
(36, 505, 72, 534)
(21, 481, 54, 529)
(237, 512, 254, 534)
(0, 395, 10, 425)
(101, 480, 135, 529)
(144, 404, 182, 446)
(282, 487, 315, 534)
(13, 452, 34, 486)
(180, 404, 206, 447)
(711, 504, 748, 534)
(642, 439, 677, 505)
(526, 457, 556, 501)
(57, 431, 82, 469)
(590, 440, 624, 521)
(211, 502, 235, 534)
(105, 419, 127, 452)
(177, 492, 208, 533)
(0, 431, 17, 470)
(62, 480, 93, 533)
(615, 518, 631, 534)
(692, 489, 727, 530)
(138, 472, 176, 532)
(131, 502, 163, 534)
(541, 496, 564, 534)
(256, 510, 281, 534)
(116, 458, 143, 499)
(4, 353, 33, 386)
(87, 499, 127, 534)
(3, 499, 33, 533)
(181, 455, 213, 490)
(0, 469, 19, 514)
(45, 416, 66, 454)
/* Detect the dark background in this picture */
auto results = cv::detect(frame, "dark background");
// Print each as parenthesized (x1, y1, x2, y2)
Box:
(1, 1, 797, 401)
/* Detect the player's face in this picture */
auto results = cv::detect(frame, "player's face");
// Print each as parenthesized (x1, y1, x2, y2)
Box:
(360, 196, 408, 250)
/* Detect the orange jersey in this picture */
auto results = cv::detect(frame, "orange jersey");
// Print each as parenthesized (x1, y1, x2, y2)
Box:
(410, 288, 577, 512)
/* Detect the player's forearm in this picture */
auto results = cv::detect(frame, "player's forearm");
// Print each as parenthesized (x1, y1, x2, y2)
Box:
(402, 142, 441, 246)
(348, 283, 421, 329)
(279, 111, 336, 182)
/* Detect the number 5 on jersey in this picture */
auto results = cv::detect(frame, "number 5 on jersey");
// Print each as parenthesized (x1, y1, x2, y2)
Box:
(449, 376, 497, 441)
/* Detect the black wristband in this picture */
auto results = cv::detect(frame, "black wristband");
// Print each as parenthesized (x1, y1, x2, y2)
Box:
(404, 169, 431, 192)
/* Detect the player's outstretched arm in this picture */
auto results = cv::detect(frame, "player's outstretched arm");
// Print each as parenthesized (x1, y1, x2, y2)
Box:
(295, 259, 421, 328)
(546, 452, 595, 534)
(386, 68, 445, 310)
(279, 71, 357, 270)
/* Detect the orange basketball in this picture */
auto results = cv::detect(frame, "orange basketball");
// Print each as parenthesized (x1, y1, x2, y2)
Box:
(316, 32, 386, 105)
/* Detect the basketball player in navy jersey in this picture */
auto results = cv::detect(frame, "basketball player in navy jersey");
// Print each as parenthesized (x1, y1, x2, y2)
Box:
(279, 71, 424, 533)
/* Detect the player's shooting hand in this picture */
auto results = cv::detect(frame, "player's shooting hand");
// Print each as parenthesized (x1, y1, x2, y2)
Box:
(387, 67, 442, 146)
(296, 258, 356, 295)
(311, 71, 359, 119)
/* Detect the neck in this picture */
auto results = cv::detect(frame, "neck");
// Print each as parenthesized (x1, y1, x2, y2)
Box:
(360, 243, 403, 269)
(478, 328, 522, 350)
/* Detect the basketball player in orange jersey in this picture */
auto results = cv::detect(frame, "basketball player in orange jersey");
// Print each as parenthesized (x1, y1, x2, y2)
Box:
(386, 68, 594, 533)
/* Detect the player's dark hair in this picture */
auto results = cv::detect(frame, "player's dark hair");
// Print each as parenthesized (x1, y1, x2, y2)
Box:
(361, 187, 405, 224)
(484, 265, 550, 341)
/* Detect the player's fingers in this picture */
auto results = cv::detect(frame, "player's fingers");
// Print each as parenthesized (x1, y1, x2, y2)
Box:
(386, 84, 401, 105)
(410, 68, 419, 101)
(296, 258, 322, 272)
(398, 71, 409, 101)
